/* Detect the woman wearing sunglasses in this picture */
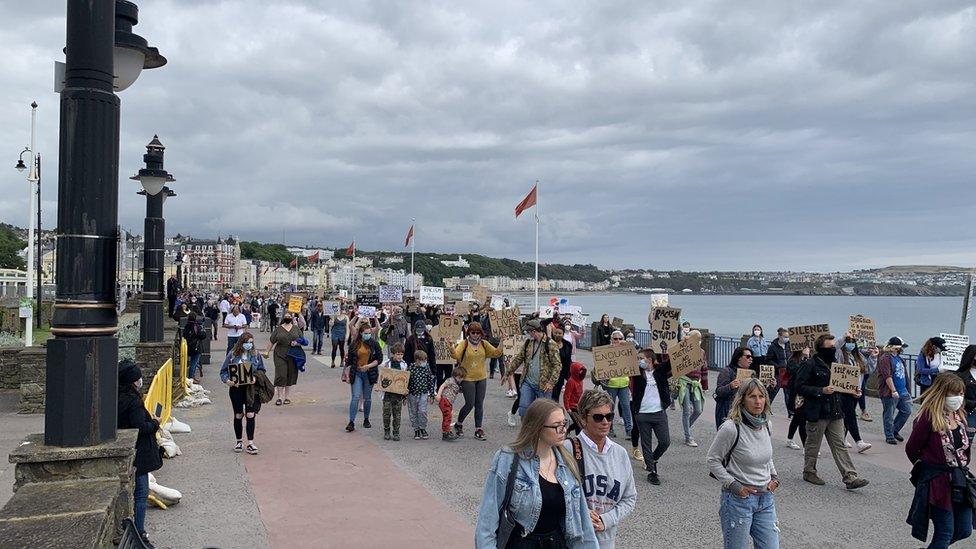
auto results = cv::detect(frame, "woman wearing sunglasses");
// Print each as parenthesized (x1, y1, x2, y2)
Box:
(564, 390, 636, 548)
(476, 398, 597, 548)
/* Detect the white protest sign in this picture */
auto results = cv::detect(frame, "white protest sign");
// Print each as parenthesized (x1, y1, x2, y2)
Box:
(462, 292, 474, 302)
(490, 295, 506, 310)
(379, 285, 403, 303)
(357, 305, 377, 318)
(560, 305, 582, 316)
(651, 294, 669, 308)
(571, 312, 586, 328)
(940, 333, 970, 371)
(322, 301, 341, 315)
(419, 286, 444, 305)
(539, 306, 555, 317)
(338, 289, 348, 298)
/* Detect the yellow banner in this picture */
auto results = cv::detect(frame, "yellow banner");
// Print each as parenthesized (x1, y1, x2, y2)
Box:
(144, 358, 173, 426)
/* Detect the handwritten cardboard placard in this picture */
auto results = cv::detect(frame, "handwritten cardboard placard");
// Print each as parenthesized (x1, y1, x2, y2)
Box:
(759, 364, 776, 385)
(940, 333, 970, 371)
(592, 344, 640, 381)
(489, 307, 521, 340)
(787, 323, 831, 352)
(357, 305, 377, 318)
(322, 301, 341, 316)
(829, 362, 860, 395)
(650, 307, 682, 354)
(379, 285, 403, 303)
(433, 337, 455, 365)
(439, 315, 464, 342)
(670, 335, 705, 379)
(502, 336, 522, 362)
(736, 368, 755, 381)
(227, 359, 256, 386)
(287, 295, 304, 314)
(420, 286, 444, 305)
(472, 285, 490, 304)
(378, 368, 410, 395)
(454, 301, 471, 316)
(848, 315, 876, 349)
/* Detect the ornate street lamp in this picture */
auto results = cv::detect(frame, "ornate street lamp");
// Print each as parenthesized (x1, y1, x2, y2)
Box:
(132, 136, 174, 343)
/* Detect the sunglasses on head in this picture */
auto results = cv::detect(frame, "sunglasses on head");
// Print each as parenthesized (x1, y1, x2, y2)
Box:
(590, 412, 615, 423)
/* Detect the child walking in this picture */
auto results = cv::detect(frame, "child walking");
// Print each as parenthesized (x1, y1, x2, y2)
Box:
(381, 343, 409, 441)
(407, 350, 436, 440)
(436, 366, 466, 441)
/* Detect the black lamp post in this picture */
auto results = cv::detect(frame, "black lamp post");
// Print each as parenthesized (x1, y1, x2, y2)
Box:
(45, 0, 165, 447)
(175, 251, 184, 291)
(134, 136, 174, 343)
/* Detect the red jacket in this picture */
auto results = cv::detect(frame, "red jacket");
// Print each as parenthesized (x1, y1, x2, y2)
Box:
(563, 362, 586, 412)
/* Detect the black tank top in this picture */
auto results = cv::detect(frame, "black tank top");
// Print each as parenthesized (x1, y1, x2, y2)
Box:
(533, 475, 565, 534)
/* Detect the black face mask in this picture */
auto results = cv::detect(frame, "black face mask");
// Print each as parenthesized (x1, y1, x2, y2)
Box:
(816, 347, 835, 364)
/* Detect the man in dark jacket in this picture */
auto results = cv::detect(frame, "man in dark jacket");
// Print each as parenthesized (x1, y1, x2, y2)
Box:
(310, 303, 329, 355)
(631, 350, 673, 485)
(166, 274, 180, 318)
(117, 360, 162, 547)
(795, 334, 868, 489)
(764, 327, 790, 408)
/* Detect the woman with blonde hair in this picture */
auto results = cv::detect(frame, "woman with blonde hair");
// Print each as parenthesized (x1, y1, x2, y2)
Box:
(476, 398, 597, 548)
(906, 373, 974, 548)
(707, 378, 780, 549)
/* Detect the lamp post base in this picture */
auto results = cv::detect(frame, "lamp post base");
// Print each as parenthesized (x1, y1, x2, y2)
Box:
(139, 300, 164, 342)
(43, 336, 118, 447)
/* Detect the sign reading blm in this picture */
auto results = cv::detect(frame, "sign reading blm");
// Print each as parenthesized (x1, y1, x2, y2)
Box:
(829, 362, 860, 395)
(592, 344, 639, 381)
(650, 307, 682, 353)
(379, 285, 403, 304)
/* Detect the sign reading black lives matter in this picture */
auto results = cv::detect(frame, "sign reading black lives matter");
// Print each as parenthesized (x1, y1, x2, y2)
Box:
(489, 307, 521, 340)
(788, 323, 831, 351)
(592, 344, 640, 381)
(650, 307, 682, 353)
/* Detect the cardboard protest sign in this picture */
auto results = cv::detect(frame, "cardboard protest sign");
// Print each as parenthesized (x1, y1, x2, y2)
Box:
(378, 368, 410, 395)
(490, 295, 505, 310)
(611, 317, 624, 329)
(592, 344, 640, 381)
(462, 292, 473, 302)
(829, 362, 860, 395)
(940, 333, 970, 371)
(502, 336, 523, 362)
(287, 295, 304, 314)
(432, 337, 455, 365)
(379, 285, 403, 303)
(227, 359, 256, 386)
(322, 301, 341, 316)
(472, 285, 490, 304)
(787, 324, 831, 352)
(670, 335, 705, 379)
(650, 307, 682, 353)
(489, 307, 521, 340)
(759, 365, 776, 386)
(454, 301, 471, 316)
(357, 305, 377, 318)
(439, 315, 464, 342)
(420, 286, 444, 305)
(848, 315, 876, 349)
(736, 368, 755, 381)
(404, 297, 418, 313)
(356, 293, 380, 307)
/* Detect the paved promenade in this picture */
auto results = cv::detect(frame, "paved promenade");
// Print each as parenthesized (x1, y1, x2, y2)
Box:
(0, 331, 920, 548)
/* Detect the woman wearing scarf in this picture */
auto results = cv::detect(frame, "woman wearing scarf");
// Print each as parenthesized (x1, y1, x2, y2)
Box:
(676, 330, 709, 448)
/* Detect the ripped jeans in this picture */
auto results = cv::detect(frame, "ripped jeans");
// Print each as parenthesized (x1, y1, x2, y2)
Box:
(719, 490, 779, 549)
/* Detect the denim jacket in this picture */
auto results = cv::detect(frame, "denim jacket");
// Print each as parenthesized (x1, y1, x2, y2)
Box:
(475, 447, 598, 548)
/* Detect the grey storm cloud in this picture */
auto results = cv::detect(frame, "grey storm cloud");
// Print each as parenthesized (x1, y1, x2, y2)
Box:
(0, 0, 973, 271)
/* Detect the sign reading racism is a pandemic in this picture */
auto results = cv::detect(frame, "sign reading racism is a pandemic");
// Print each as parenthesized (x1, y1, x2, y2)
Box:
(419, 286, 444, 305)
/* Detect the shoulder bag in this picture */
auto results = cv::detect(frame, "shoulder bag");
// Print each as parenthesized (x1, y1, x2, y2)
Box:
(496, 452, 521, 549)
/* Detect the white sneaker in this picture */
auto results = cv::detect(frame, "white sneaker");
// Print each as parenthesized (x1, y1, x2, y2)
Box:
(684, 438, 699, 448)
(856, 441, 873, 453)
(785, 440, 802, 450)
(507, 411, 518, 427)
(631, 447, 643, 461)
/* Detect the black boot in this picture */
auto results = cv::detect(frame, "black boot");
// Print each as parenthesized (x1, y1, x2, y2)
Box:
(647, 460, 660, 485)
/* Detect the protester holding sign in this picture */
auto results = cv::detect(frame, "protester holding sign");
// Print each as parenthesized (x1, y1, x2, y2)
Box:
(905, 373, 974, 548)
(832, 333, 875, 454)
(452, 322, 504, 441)
(563, 390, 637, 549)
(344, 324, 383, 432)
(714, 348, 751, 429)
(505, 319, 562, 421)
(380, 343, 409, 441)
(117, 360, 163, 548)
(878, 336, 913, 445)
(219, 333, 267, 456)
(706, 379, 780, 549)
(785, 348, 811, 450)
(674, 331, 709, 448)
(765, 328, 790, 410)
(916, 337, 948, 394)
(954, 346, 976, 435)
(550, 326, 574, 404)
(632, 349, 673, 485)
(795, 334, 869, 489)
(603, 331, 635, 439)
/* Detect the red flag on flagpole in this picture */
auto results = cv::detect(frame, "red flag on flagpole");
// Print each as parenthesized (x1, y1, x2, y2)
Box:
(404, 225, 414, 247)
(346, 241, 355, 256)
(309, 251, 320, 263)
(515, 184, 537, 218)
(290, 257, 298, 268)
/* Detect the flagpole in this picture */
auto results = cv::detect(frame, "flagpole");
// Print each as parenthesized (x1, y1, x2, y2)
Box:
(352, 241, 356, 302)
(410, 218, 416, 296)
(534, 179, 540, 312)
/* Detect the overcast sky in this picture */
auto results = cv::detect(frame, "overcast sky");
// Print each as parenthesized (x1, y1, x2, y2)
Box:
(1, 1, 974, 271)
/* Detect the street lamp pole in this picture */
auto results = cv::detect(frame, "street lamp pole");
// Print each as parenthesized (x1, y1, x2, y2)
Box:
(133, 136, 174, 343)
(45, 0, 165, 447)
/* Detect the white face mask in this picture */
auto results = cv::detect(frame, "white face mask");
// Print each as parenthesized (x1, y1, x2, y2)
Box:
(754, 330, 762, 337)
(946, 396, 964, 412)
(134, 378, 144, 390)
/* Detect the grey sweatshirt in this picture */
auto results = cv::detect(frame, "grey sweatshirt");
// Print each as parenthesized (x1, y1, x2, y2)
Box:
(706, 418, 777, 494)
(563, 434, 636, 549)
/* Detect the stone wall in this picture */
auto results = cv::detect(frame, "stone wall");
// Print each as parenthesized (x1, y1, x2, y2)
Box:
(0, 347, 21, 390)
(134, 341, 171, 395)
(17, 347, 46, 414)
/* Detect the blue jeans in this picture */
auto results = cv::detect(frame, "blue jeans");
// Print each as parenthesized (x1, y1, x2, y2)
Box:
(134, 473, 149, 535)
(882, 394, 912, 439)
(680, 391, 703, 441)
(719, 491, 779, 549)
(605, 386, 633, 432)
(188, 352, 201, 379)
(518, 382, 552, 417)
(929, 501, 974, 549)
(312, 329, 324, 353)
(349, 370, 372, 422)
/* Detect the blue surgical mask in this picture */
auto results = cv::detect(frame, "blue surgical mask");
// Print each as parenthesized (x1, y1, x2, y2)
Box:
(243, 342, 254, 351)
(844, 342, 855, 352)
(363, 333, 372, 341)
